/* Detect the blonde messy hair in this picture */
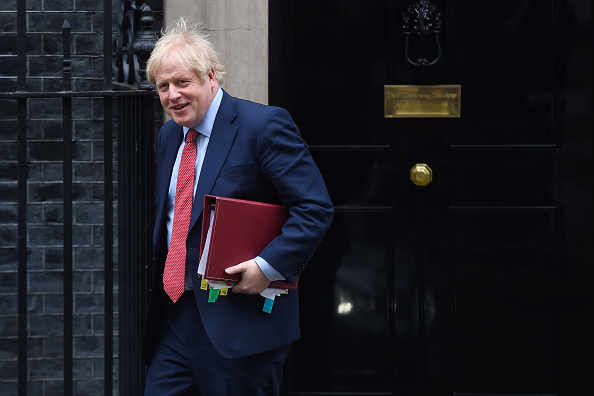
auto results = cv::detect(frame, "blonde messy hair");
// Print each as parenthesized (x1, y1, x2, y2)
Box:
(146, 17, 226, 84)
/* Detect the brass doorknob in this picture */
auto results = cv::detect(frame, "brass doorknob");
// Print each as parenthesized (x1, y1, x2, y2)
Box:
(410, 163, 433, 186)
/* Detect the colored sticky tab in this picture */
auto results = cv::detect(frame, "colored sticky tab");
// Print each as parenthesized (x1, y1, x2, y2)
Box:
(200, 277, 208, 290)
(262, 298, 274, 314)
(220, 288, 228, 296)
(208, 287, 219, 303)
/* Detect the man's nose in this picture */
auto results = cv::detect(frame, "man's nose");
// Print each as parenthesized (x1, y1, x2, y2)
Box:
(168, 86, 181, 100)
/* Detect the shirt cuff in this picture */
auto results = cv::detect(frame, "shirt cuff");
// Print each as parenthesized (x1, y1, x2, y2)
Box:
(254, 256, 286, 282)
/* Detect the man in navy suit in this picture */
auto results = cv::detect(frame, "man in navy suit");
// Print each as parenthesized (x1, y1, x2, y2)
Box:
(143, 18, 333, 395)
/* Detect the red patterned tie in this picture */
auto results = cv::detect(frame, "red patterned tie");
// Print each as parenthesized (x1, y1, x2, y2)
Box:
(163, 128, 199, 302)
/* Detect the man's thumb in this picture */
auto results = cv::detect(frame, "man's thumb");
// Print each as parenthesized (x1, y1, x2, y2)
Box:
(225, 264, 241, 275)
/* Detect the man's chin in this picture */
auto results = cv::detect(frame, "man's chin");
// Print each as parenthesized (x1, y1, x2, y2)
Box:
(169, 115, 192, 128)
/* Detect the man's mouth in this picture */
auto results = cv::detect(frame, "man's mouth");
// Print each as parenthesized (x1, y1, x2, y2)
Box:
(171, 103, 189, 111)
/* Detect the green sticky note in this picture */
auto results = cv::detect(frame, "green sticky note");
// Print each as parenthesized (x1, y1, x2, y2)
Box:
(262, 298, 274, 313)
(208, 287, 219, 303)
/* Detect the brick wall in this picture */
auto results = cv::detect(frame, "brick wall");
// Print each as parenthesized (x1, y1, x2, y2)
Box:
(0, 1, 126, 395)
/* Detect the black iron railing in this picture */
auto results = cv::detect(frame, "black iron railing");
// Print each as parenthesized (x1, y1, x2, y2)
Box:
(0, 1, 161, 395)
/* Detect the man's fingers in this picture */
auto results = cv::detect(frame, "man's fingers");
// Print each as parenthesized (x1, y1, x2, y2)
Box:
(227, 260, 270, 294)
(225, 263, 244, 275)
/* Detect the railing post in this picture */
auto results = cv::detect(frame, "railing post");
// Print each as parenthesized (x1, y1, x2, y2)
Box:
(61, 18, 74, 396)
(132, 3, 158, 90)
(103, 0, 115, 394)
(16, 0, 28, 394)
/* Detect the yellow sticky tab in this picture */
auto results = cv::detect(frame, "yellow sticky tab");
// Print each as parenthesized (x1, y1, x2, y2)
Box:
(200, 277, 208, 290)
(220, 288, 228, 296)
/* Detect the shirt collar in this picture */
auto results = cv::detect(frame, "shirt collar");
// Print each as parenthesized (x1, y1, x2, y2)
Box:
(183, 87, 223, 139)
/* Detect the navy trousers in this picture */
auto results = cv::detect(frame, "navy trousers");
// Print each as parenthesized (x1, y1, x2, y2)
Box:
(144, 292, 290, 396)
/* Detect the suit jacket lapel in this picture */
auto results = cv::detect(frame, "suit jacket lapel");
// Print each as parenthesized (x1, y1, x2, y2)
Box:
(154, 124, 183, 251)
(189, 91, 238, 232)
(157, 127, 183, 212)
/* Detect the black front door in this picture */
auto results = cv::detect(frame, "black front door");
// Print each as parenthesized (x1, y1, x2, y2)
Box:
(270, 1, 594, 394)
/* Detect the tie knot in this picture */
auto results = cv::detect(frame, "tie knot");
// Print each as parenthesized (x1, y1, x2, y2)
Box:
(186, 128, 199, 143)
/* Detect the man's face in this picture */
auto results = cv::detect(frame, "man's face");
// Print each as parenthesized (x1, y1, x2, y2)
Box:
(155, 54, 217, 129)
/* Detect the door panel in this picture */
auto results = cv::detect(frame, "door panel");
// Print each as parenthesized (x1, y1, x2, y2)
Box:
(291, 210, 394, 393)
(270, 0, 594, 394)
(450, 1, 557, 147)
(451, 208, 557, 393)
(313, 151, 396, 206)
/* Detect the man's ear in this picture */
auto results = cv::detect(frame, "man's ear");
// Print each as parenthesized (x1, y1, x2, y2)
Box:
(208, 68, 216, 86)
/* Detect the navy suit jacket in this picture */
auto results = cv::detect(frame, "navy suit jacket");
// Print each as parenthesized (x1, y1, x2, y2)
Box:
(144, 90, 333, 359)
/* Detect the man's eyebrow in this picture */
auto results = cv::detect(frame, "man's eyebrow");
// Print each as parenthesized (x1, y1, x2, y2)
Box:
(155, 72, 195, 84)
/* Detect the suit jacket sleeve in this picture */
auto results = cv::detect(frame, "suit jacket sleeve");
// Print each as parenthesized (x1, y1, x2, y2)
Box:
(251, 106, 333, 284)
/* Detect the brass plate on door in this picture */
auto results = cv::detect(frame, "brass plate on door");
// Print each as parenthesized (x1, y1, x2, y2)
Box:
(384, 85, 461, 118)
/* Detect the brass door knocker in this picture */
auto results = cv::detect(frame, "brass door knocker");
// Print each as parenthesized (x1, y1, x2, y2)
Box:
(402, 0, 443, 67)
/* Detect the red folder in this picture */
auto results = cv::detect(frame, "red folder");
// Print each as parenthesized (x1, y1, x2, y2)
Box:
(199, 195, 298, 290)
